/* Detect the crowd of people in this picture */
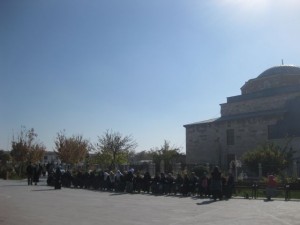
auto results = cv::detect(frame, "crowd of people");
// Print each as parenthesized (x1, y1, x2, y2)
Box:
(25, 162, 282, 201)
(45, 165, 235, 200)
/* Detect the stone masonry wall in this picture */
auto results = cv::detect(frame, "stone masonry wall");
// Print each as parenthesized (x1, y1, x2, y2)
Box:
(220, 93, 300, 117)
(241, 75, 300, 94)
(186, 115, 280, 166)
(186, 123, 219, 164)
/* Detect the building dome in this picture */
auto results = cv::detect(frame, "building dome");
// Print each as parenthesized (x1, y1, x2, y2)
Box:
(258, 65, 300, 78)
(241, 64, 300, 95)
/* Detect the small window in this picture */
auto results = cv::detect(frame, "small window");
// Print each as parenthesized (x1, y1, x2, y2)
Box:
(227, 129, 235, 145)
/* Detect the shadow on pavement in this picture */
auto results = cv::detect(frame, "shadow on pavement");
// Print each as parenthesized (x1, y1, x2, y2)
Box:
(31, 188, 58, 192)
(0, 184, 29, 187)
(196, 200, 217, 205)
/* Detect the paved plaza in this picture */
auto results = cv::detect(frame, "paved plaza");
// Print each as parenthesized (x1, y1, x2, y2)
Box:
(0, 178, 300, 225)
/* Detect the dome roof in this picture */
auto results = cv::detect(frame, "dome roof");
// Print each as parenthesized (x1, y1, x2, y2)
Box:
(258, 65, 300, 78)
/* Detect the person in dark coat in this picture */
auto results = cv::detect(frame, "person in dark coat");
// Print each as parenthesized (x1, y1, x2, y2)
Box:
(159, 173, 166, 194)
(134, 171, 143, 193)
(54, 167, 62, 189)
(210, 166, 222, 200)
(32, 164, 40, 185)
(225, 173, 235, 198)
(142, 171, 152, 193)
(165, 173, 174, 195)
(182, 174, 190, 196)
(151, 173, 161, 194)
(174, 173, 183, 195)
(189, 172, 199, 196)
(26, 162, 33, 185)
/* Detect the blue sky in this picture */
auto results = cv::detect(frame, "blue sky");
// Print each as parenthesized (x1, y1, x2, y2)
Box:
(1, 0, 300, 152)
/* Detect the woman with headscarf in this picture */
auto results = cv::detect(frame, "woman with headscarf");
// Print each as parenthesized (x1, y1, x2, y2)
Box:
(114, 170, 123, 192)
(54, 167, 62, 189)
(210, 166, 222, 200)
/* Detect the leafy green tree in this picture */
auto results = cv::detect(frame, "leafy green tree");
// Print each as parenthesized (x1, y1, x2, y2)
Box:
(150, 140, 183, 173)
(10, 127, 46, 176)
(242, 142, 294, 176)
(95, 130, 137, 170)
(54, 131, 90, 165)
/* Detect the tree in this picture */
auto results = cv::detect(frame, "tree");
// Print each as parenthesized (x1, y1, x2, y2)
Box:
(0, 150, 11, 166)
(0, 150, 12, 179)
(242, 142, 294, 176)
(95, 130, 137, 170)
(54, 131, 90, 165)
(150, 140, 183, 173)
(10, 127, 46, 176)
(128, 150, 153, 164)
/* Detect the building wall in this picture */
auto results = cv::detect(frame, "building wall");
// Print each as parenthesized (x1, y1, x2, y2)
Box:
(186, 123, 219, 164)
(221, 92, 300, 117)
(186, 115, 280, 166)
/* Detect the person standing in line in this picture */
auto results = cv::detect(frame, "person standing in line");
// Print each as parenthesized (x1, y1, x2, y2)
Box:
(210, 166, 222, 201)
(225, 173, 235, 199)
(54, 167, 62, 189)
(189, 172, 199, 196)
(199, 172, 209, 197)
(114, 170, 123, 192)
(32, 164, 40, 185)
(142, 171, 151, 193)
(108, 171, 115, 191)
(26, 162, 33, 185)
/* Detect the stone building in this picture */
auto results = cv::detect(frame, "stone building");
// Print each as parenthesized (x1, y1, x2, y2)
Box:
(184, 65, 300, 168)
